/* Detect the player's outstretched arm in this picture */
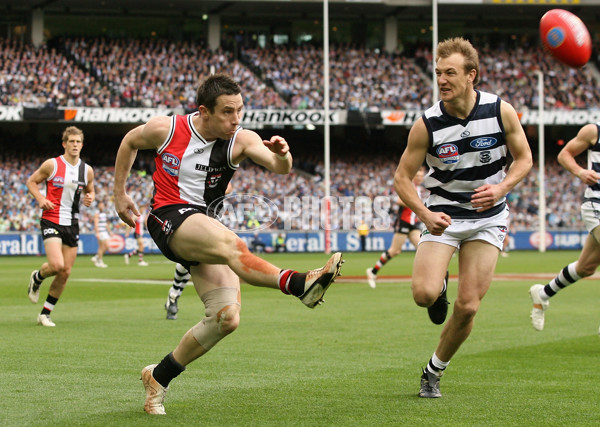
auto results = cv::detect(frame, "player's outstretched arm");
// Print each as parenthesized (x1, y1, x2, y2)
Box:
(233, 130, 292, 174)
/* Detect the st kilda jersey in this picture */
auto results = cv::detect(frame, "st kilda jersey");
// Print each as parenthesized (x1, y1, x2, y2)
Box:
(42, 155, 89, 226)
(151, 113, 239, 217)
(397, 184, 428, 226)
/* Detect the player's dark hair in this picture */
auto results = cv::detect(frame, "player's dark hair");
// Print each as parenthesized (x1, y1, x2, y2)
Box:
(436, 37, 480, 86)
(196, 74, 242, 113)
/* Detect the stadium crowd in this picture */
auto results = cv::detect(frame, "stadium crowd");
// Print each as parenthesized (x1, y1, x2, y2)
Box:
(0, 35, 593, 236)
(2, 36, 600, 111)
(0, 150, 586, 234)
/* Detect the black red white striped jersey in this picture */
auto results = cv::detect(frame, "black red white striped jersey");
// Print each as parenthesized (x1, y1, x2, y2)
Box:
(397, 184, 428, 225)
(42, 155, 89, 226)
(151, 113, 239, 216)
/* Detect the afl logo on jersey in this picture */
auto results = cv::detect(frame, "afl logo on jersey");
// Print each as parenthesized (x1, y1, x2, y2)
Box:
(470, 137, 497, 149)
(161, 153, 180, 176)
(437, 144, 459, 164)
(52, 176, 65, 187)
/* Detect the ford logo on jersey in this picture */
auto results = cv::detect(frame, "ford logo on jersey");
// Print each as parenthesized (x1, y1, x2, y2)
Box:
(161, 153, 180, 176)
(437, 144, 459, 164)
(470, 137, 497, 149)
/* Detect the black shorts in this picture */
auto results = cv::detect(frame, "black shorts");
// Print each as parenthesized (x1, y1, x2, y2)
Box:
(147, 204, 207, 269)
(40, 218, 79, 247)
(393, 217, 422, 235)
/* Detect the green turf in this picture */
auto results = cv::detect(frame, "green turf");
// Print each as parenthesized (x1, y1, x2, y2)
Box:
(2, 251, 599, 426)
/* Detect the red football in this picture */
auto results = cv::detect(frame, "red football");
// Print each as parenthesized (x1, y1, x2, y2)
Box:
(539, 9, 591, 68)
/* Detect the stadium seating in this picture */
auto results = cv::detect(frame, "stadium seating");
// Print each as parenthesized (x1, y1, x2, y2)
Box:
(2, 36, 600, 111)
(0, 150, 584, 233)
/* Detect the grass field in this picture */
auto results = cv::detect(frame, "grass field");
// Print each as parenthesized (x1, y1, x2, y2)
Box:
(2, 251, 599, 426)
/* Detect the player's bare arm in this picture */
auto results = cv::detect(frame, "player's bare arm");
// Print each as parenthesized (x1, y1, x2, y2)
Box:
(82, 167, 95, 207)
(558, 123, 600, 186)
(26, 159, 56, 211)
(395, 118, 451, 235)
(114, 116, 172, 227)
(233, 129, 292, 174)
(472, 101, 532, 212)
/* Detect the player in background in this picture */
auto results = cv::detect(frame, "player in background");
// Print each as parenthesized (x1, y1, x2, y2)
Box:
(164, 263, 190, 320)
(26, 126, 95, 327)
(164, 182, 233, 320)
(366, 166, 427, 288)
(124, 204, 148, 266)
(114, 74, 344, 415)
(366, 166, 450, 324)
(91, 200, 110, 268)
(529, 123, 600, 331)
(395, 38, 532, 398)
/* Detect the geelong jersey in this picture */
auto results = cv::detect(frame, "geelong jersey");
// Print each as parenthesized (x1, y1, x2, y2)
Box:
(97, 212, 108, 234)
(151, 113, 239, 216)
(584, 123, 600, 203)
(421, 90, 508, 219)
(42, 155, 89, 226)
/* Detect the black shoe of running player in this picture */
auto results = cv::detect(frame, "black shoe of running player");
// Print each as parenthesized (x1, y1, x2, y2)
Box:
(427, 271, 449, 325)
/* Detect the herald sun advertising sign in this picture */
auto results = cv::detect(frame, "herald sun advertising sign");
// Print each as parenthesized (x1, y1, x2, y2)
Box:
(0, 231, 589, 256)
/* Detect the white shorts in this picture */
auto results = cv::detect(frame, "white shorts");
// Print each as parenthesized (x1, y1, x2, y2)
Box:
(581, 201, 600, 233)
(98, 231, 110, 241)
(419, 209, 509, 251)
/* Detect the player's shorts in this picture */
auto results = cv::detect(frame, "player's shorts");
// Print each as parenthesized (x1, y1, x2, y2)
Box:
(581, 201, 600, 233)
(97, 231, 110, 241)
(133, 232, 143, 239)
(393, 217, 423, 235)
(40, 218, 79, 247)
(147, 204, 206, 269)
(419, 208, 508, 251)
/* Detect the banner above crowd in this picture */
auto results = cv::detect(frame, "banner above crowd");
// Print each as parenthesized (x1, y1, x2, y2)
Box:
(1, 106, 599, 127)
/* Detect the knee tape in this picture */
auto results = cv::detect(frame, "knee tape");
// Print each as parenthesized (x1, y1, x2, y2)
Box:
(191, 287, 240, 350)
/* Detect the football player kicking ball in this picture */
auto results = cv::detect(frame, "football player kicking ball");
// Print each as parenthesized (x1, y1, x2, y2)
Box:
(114, 74, 344, 415)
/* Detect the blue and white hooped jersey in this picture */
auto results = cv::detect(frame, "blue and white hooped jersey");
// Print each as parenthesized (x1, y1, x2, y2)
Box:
(97, 212, 108, 234)
(421, 90, 508, 220)
(584, 123, 600, 203)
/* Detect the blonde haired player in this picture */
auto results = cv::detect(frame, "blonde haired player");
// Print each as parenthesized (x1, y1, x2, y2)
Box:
(26, 126, 95, 326)
(395, 38, 531, 398)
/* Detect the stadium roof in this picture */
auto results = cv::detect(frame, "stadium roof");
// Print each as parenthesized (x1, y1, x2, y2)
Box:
(2, 0, 597, 19)
(2, 0, 599, 36)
